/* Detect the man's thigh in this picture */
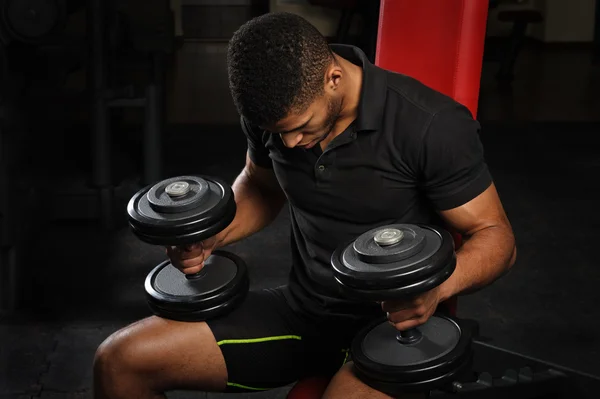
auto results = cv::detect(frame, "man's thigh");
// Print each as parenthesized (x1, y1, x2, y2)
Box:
(206, 287, 350, 393)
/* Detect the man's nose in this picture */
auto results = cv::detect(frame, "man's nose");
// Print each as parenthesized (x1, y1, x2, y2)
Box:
(281, 133, 303, 148)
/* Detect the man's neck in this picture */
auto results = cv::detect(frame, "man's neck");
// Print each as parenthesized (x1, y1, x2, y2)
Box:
(337, 55, 363, 123)
(320, 55, 363, 150)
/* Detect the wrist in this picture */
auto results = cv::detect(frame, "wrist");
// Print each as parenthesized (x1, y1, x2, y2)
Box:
(214, 219, 237, 248)
(438, 271, 460, 303)
(214, 233, 225, 249)
(214, 230, 228, 249)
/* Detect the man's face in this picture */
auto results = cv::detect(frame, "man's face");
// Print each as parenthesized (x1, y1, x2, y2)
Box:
(264, 91, 343, 150)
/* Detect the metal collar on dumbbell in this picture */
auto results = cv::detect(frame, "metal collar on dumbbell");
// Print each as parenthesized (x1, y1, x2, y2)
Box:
(331, 224, 456, 300)
(374, 228, 404, 246)
(165, 181, 191, 197)
(127, 175, 236, 246)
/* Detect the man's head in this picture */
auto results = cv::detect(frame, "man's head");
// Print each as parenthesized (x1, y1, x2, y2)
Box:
(227, 12, 344, 149)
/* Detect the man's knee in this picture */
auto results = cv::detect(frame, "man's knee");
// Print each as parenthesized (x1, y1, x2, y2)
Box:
(94, 316, 227, 396)
(94, 318, 160, 387)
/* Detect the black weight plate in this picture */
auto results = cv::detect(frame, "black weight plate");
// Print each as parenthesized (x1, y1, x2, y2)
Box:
(331, 224, 455, 294)
(127, 175, 236, 246)
(351, 315, 474, 395)
(147, 278, 249, 322)
(363, 316, 460, 367)
(335, 257, 455, 301)
(3, 0, 65, 42)
(145, 250, 249, 321)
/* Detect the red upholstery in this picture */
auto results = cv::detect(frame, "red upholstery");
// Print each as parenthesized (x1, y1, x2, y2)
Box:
(287, 1, 487, 397)
(375, 0, 488, 118)
(286, 376, 332, 399)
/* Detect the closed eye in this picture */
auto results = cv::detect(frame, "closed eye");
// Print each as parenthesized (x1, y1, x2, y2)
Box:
(276, 117, 313, 135)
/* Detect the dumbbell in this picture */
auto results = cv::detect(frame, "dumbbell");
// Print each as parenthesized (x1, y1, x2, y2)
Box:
(127, 175, 249, 322)
(331, 224, 475, 396)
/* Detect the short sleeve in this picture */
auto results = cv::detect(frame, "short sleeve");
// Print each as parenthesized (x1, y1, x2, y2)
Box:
(240, 116, 273, 168)
(419, 104, 492, 210)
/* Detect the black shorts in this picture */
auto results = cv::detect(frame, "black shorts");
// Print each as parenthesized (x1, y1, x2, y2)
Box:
(205, 286, 383, 393)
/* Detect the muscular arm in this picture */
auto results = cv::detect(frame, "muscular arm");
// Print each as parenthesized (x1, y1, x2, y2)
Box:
(437, 183, 517, 301)
(215, 152, 286, 248)
(385, 106, 516, 330)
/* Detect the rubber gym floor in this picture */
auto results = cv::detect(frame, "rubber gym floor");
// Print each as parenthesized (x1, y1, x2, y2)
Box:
(2, 46, 600, 398)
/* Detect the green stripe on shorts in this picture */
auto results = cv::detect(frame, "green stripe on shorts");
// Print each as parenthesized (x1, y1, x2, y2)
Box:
(226, 381, 275, 391)
(217, 335, 302, 345)
(219, 335, 303, 391)
(341, 348, 350, 366)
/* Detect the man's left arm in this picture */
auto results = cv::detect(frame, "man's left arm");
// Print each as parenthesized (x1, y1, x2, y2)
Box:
(437, 182, 517, 303)
(384, 103, 516, 331)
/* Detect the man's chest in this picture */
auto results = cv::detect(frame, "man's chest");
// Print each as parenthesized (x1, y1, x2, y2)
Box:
(265, 132, 422, 224)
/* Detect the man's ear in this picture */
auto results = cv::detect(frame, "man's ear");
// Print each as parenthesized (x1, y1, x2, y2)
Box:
(325, 63, 343, 91)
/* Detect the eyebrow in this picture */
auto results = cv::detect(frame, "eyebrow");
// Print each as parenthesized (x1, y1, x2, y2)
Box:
(278, 117, 312, 134)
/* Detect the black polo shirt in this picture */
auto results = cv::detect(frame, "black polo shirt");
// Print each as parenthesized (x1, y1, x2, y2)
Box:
(241, 44, 492, 321)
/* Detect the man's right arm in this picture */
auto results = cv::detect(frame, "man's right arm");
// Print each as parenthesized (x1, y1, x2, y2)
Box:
(214, 152, 286, 249)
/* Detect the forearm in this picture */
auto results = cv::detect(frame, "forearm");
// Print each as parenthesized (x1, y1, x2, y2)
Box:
(214, 169, 286, 248)
(439, 225, 516, 301)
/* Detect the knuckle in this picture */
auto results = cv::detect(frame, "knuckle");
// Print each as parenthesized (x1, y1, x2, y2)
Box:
(408, 319, 421, 329)
(388, 312, 406, 325)
(182, 250, 202, 260)
(395, 321, 411, 331)
(181, 258, 202, 269)
(383, 301, 403, 313)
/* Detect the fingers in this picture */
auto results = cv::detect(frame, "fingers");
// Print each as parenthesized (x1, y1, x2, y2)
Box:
(389, 318, 427, 332)
(387, 309, 428, 331)
(179, 243, 204, 259)
(380, 296, 424, 313)
(165, 244, 207, 275)
(386, 304, 428, 322)
(382, 299, 429, 331)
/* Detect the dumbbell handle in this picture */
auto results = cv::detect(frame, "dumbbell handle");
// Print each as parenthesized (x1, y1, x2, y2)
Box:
(185, 264, 209, 280)
(186, 271, 205, 280)
(178, 244, 210, 280)
(396, 327, 422, 344)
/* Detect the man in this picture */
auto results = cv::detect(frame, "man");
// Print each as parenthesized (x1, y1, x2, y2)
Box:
(94, 12, 516, 399)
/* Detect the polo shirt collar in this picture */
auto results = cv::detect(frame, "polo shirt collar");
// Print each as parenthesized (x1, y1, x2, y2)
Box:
(329, 44, 387, 132)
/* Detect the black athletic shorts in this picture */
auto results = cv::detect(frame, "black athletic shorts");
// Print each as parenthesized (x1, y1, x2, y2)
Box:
(205, 285, 384, 393)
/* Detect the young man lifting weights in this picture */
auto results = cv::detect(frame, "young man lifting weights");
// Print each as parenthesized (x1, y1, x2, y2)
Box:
(94, 12, 516, 399)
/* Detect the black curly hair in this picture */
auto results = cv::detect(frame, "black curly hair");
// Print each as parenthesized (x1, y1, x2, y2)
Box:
(227, 12, 334, 127)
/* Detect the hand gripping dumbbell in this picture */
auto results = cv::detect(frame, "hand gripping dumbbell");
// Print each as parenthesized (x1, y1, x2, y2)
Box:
(331, 224, 475, 396)
(126, 175, 249, 321)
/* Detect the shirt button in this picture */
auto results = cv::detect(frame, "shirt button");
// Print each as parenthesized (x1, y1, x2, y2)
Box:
(317, 165, 325, 171)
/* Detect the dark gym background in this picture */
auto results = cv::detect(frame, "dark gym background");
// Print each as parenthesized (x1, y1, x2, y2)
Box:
(1, 0, 600, 398)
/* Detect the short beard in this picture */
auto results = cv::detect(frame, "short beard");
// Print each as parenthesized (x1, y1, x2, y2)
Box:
(316, 95, 343, 145)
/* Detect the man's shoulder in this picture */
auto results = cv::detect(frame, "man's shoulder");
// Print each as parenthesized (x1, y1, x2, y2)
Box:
(383, 69, 464, 118)
(378, 69, 478, 171)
